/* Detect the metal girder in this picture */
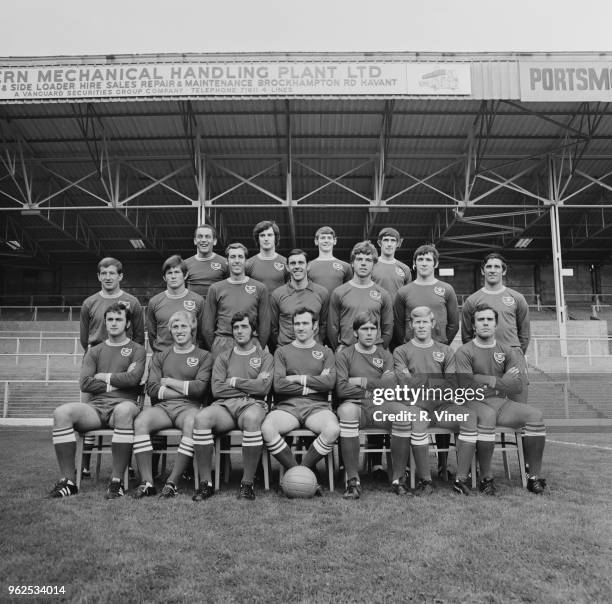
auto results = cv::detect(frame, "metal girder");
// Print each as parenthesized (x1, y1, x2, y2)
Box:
(293, 158, 373, 204)
(366, 101, 394, 239)
(70, 105, 167, 254)
(285, 100, 297, 249)
(564, 207, 612, 250)
(0, 214, 51, 264)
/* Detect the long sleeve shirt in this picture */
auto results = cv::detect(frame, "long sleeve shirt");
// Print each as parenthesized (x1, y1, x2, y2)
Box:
(79, 339, 146, 402)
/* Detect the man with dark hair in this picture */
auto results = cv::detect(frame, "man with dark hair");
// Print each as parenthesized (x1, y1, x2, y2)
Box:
(328, 241, 393, 351)
(80, 257, 145, 350)
(48, 302, 146, 498)
(192, 312, 273, 501)
(204, 243, 271, 358)
(461, 253, 530, 404)
(79, 257, 144, 477)
(270, 248, 329, 350)
(133, 310, 212, 498)
(372, 227, 412, 297)
(245, 220, 288, 293)
(336, 312, 408, 499)
(185, 224, 228, 300)
(455, 303, 547, 495)
(147, 255, 205, 353)
(393, 244, 459, 347)
(307, 226, 352, 294)
(261, 308, 339, 474)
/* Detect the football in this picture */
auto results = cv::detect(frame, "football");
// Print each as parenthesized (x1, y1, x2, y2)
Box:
(280, 466, 318, 498)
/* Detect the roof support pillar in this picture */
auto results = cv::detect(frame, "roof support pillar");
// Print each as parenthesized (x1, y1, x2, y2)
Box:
(286, 101, 297, 249)
(548, 156, 568, 357)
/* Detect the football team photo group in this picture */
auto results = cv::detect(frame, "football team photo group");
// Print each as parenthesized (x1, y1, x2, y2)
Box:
(49, 221, 548, 503)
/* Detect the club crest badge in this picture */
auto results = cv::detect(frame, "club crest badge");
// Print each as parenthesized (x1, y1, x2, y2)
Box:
(119, 300, 131, 309)
(494, 352, 506, 364)
(245, 284, 257, 295)
(503, 295, 516, 307)
(395, 268, 406, 278)
(434, 286, 445, 297)
(183, 300, 196, 311)
(249, 357, 262, 369)
(312, 350, 324, 360)
(120, 348, 132, 357)
(186, 357, 199, 367)
(332, 262, 342, 271)
(432, 351, 445, 363)
(211, 262, 222, 271)
(369, 290, 381, 300)
(274, 262, 285, 272)
(373, 357, 384, 368)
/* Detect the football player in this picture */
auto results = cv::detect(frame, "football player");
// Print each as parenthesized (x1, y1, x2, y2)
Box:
(147, 255, 205, 353)
(79, 257, 144, 477)
(133, 311, 212, 498)
(307, 226, 352, 295)
(461, 253, 530, 404)
(184, 224, 228, 300)
(455, 303, 547, 495)
(328, 241, 393, 351)
(48, 302, 145, 498)
(261, 308, 339, 474)
(371, 227, 412, 298)
(245, 220, 288, 293)
(393, 244, 460, 472)
(192, 312, 273, 501)
(203, 243, 271, 358)
(336, 312, 411, 499)
(270, 248, 329, 350)
(393, 306, 478, 495)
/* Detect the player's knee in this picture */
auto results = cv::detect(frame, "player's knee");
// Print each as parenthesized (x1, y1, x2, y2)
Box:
(182, 415, 196, 436)
(53, 404, 73, 427)
(337, 402, 359, 421)
(194, 409, 213, 430)
(113, 402, 137, 427)
(260, 419, 277, 442)
(241, 408, 265, 432)
(133, 413, 150, 434)
(321, 421, 340, 443)
(525, 406, 544, 424)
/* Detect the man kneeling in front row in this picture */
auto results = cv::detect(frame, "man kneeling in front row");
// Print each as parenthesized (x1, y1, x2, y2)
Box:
(261, 307, 339, 480)
(192, 312, 273, 501)
(49, 302, 146, 499)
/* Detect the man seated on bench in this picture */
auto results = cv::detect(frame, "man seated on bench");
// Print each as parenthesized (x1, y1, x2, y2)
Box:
(261, 307, 339, 478)
(192, 312, 273, 501)
(336, 312, 409, 499)
(49, 302, 146, 499)
(455, 303, 547, 495)
(133, 310, 212, 499)
(393, 306, 479, 495)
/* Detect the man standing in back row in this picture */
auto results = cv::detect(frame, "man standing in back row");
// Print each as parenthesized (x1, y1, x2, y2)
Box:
(307, 226, 352, 295)
(245, 220, 288, 293)
(371, 227, 412, 298)
(185, 224, 228, 301)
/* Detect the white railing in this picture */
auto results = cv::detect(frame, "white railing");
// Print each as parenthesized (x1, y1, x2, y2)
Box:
(529, 335, 612, 369)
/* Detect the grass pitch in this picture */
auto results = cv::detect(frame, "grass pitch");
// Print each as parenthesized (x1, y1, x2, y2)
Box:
(1, 428, 611, 604)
